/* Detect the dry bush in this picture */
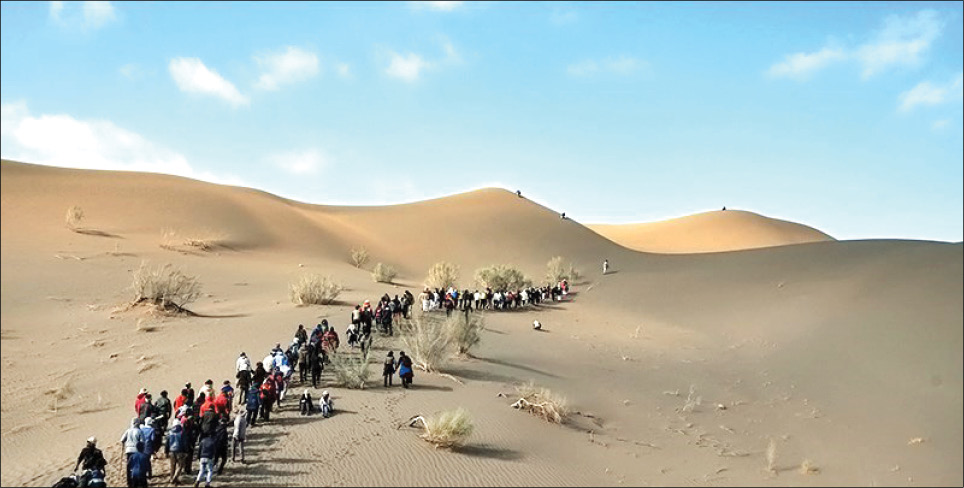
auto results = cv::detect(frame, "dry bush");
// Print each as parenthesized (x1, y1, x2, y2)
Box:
(447, 310, 484, 356)
(678, 384, 702, 414)
(425, 261, 460, 290)
(329, 348, 373, 389)
(350, 246, 370, 269)
(546, 256, 580, 284)
(131, 262, 202, 313)
(765, 438, 778, 474)
(474, 264, 530, 290)
(371, 262, 398, 283)
(799, 459, 818, 475)
(290, 274, 343, 306)
(397, 313, 452, 372)
(410, 408, 474, 449)
(511, 381, 569, 424)
(160, 229, 223, 252)
(65, 205, 85, 231)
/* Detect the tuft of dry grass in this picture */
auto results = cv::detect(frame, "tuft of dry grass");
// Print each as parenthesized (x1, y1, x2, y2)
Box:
(289, 274, 343, 306)
(160, 229, 224, 253)
(799, 459, 819, 475)
(45, 379, 74, 412)
(765, 438, 778, 474)
(678, 384, 702, 414)
(65, 205, 84, 231)
(546, 256, 580, 284)
(131, 262, 201, 313)
(329, 348, 373, 389)
(511, 381, 570, 424)
(474, 264, 530, 291)
(409, 408, 474, 449)
(371, 262, 398, 284)
(447, 310, 484, 356)
(397, 313, 452, 372)
(425, 261, 460, 290)
(350, 246, 370, 269)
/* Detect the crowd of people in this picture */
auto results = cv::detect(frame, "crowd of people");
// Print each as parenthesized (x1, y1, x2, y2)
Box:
(61, 277, 587, 488)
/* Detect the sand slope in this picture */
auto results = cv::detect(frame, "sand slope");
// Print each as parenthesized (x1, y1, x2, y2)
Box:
(588, 210, 834, 253)
(2, 160, 960, 487)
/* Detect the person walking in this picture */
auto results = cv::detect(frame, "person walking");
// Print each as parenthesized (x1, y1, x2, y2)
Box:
(165, 422, 188, 486)
(383, 351, 396, 387)
(603, 259, 609, 275)
(244, 384, 261, 428)
(74, 436, 107, 474)
(194, 434, 216, 488)
(127, 442, 151, 488)
(232, 406, 247, 464)
(119, 418, 142, 487)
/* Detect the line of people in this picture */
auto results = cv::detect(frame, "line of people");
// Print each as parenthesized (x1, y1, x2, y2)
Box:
(417, 280, 571, 315)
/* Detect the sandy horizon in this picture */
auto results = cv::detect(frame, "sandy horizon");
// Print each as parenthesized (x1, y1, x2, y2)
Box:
(1, 159, 960, 487)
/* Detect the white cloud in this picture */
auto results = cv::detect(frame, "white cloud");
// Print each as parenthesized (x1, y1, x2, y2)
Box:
(409, 1, 463, 11)
(267, 149, 326, 175)
(856, 10, 943, 79)
(898, 72, 964, 112)
(335, 62, 351, 78)
(768, 10, 945, 82)
(168, 57, 248, 107)
(385, 51, 430, 82)
(0, 101, 242, 186)
(50, 1, 117, 30)
(567, 55, 646, 77)
(254, 46, 320, 91)
(767, 46, 848, 80)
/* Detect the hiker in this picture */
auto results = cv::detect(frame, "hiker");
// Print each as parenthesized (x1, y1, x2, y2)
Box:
(232, 406, 247, 464)
(252, 362, 268, 388)
(174, 387, 190, 413)
(236, 352, 251, 373)
(322, 325, 340, 353)
(295, 324, 308, 346)
(533, 320, 542, 330)
(214, 416, 230, 475)
(603, 259, 609, 275)
(346, 323, 359, 350)
(310, 344, 323, 388)
(120, 418, 142, 486)
(138, 418, 156, 477)
(244, 384, 261, 427)
(517, 189, 522, 197)
(137, 393, 153, 423)
(195, 432, 217, 488)
(74, 436, 107, 475)
(236, 367, 252, 405)
(560, 212, 566, 219)
(180, 410, 197, 475)
(199, 379, 215, 403)
(165, 422, 188, 485)
(153, 391, 172, 452)
(297, 342, 309, 383)
(319, 390, 334, 418)
(133, 388, 149, 415)
(398, 351, 414, 388)
(127, 441, 151, 488)
(299, 389, 315, 415)
(383, 351, 396, 387)
(271, 367, 287, 407)
(198, 407, 218, 445)
(259, 379, 276, 421)
(183, 383, 196, 408)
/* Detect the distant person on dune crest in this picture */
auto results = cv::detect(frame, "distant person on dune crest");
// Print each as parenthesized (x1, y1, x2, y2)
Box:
(603, 259, 609, 275)
(722, 206, 726, 211)
(517, 190, 522, 197)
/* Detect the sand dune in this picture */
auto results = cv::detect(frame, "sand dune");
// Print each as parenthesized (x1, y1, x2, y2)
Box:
(588, 210, 834, 254)
(2, 160, 960, 487)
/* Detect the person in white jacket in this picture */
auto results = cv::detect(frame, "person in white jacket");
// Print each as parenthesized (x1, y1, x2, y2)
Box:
(119, 417, 143, 486)
(232, 407, 247, 464)
(236, 352, 251, 373)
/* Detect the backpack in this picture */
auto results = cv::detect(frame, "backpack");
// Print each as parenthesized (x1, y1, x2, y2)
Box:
(167, 429, 184, 452)
(52, 476, 78, 488)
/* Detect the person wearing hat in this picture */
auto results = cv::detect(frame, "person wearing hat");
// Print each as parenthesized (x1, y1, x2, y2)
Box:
(74, 435, 107, 474)
(319, 390, 334, 418)
(137, 393, 154, 423)
(383, 351, 396, 387)
(139, 417, 156, 477)
(134, 388, 149, 415)
(299, 388, 314, 416)
(119, 417, 143, 486)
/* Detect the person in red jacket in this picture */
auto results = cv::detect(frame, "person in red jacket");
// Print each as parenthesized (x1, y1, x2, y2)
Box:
(213, 385, 231, 418)
(259, 379, 276, 421)
(199, 395, 217, 416)
(134, 388, 148, 414)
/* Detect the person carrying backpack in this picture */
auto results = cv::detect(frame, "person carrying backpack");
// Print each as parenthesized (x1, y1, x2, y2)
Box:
(127, 442, 151, 488)
(138, 418, 156, 477)
(165, 423, 188, 486)
(244, 385, 261, 428)
(195, 434, 217, 488)
(119, 418, 142, 487)
(232, 406, 247, 464)
(259, 379, 276, 421)
(383, 352, 396, 387)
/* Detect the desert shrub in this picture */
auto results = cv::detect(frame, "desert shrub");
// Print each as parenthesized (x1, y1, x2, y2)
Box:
(411, 408, 474, 449)
(546, 256, 580, 284)
(329, 349, 373, 389)
(447, 310, 484, 356)
(160, 228, 224, 252)
(511, 381, 569, 424)
(65, 205, 84, 231)
(397, 313, 452, 372)
(474, 264, 530, 291)
(371, 262, 398, 283)
(350, 246, 370, 269)
(425, 261, 460, 290)
(131, 262, 202, 312)
(289, 274, 343, 306)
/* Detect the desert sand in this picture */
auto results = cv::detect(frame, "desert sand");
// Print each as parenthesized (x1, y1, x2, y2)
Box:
(588, 210, 835, 254)
(1, 159, 961, 487)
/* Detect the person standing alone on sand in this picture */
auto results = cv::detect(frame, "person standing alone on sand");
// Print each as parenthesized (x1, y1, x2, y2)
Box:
(603, 259, 609, 275)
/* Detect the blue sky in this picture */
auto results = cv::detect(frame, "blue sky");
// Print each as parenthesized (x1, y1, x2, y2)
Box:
(1, 1, 962, 242)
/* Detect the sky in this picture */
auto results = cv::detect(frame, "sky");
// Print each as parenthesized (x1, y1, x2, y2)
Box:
(1, 1, 962, 242)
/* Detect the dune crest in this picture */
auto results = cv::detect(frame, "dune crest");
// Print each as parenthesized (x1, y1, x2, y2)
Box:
(588, 209, 834, 254)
